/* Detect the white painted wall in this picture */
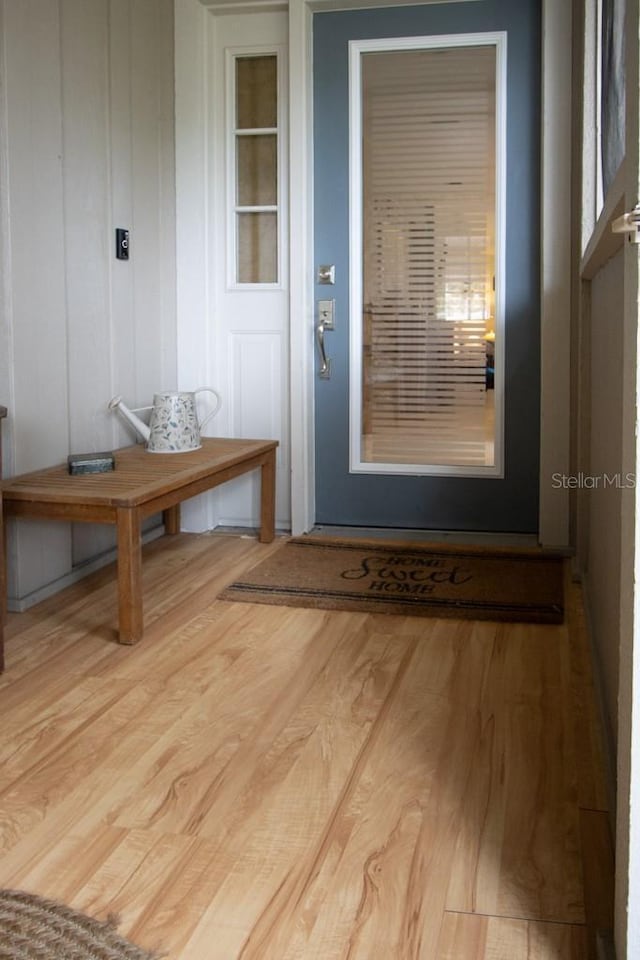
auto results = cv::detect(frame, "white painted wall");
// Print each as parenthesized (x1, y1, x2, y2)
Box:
(615, 2, 640, 946)
(0, 0, 176, 605)
(583, 249, 624, 758)
(575, 2, 640, 954)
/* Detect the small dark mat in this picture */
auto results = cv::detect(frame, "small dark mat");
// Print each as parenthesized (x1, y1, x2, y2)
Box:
(0, 889, 158, 960)
(220, 537, 565, 624)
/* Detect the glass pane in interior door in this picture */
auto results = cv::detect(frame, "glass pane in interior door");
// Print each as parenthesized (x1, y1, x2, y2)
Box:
(236, 56, 277, 129)
(237, 212, 278, 283)
(361, 44, 497, 469)
(236, 135, 278, 206)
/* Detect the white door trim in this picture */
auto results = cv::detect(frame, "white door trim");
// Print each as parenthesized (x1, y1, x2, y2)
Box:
(287, 0, 571, 542)
(176, 0, 571, 542)
(539, 0, 571, 547)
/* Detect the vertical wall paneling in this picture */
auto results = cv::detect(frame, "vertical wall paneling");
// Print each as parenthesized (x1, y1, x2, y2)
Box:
(61, 0, 111, 454)
(109, 0, 136, 442)
(156, 0, 178, 395)
(174, 0, 214, 533)
(1, 0, 177, 605)
(0, 0, 15, 481)
(3, 0, 73, 598)
(107, 1, 177, 438)
(584, 250, 623, 751)
(616, 4, 640, 950)
(61, 0, 114, 563)
(131, 0, 177, 405)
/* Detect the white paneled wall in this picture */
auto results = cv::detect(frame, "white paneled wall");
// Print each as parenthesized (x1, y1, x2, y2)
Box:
(584, 249, 624, 753)
(0, 0, 176, 604)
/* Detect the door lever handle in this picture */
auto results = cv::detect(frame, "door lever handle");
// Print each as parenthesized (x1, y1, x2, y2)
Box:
(316, 319, 331, 379)
(612, 204, 640, 244)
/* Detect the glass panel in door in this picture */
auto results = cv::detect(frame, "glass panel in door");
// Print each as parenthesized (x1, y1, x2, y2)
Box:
(357, 43, 500, 472)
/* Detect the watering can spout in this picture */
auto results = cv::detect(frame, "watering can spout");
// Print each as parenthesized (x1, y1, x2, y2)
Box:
(108, 396, 151, 443)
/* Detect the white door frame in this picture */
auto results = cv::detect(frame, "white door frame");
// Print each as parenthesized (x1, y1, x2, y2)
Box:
(176, 0, 571, 544)
(287, 0, 571, 544)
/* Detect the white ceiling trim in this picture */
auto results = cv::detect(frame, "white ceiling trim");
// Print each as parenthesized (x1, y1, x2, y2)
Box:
(199, 0, 479, 12)
(308, 0, 480, 9)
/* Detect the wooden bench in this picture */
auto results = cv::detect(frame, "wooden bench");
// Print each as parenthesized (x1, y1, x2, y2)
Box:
(1, 437, 277, 660)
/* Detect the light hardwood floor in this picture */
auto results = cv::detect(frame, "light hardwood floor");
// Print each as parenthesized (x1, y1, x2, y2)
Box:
(0, 532, 613, 959)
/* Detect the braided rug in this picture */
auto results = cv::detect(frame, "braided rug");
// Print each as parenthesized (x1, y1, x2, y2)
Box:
(0, 889, 158, 960)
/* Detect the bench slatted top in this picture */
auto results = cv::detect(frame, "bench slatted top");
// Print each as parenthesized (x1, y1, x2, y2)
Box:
(1, 438, 277, 509)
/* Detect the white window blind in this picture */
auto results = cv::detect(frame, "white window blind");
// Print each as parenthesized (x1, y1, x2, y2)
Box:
(361, 44, 497, 468)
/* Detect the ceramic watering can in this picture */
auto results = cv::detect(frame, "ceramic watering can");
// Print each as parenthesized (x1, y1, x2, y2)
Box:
(108, 389, 221, 453)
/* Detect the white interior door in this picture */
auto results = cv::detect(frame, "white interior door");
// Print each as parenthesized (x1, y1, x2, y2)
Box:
(210, 11, 290, 530)
(177, 6, 290, 534)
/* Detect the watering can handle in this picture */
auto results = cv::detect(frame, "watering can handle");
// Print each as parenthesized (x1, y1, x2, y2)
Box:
(195, 388, 222, 431)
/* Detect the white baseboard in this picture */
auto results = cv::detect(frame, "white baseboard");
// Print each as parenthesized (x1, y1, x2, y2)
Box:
(7, 524, 166, 613)
(577, 574, 618, 830)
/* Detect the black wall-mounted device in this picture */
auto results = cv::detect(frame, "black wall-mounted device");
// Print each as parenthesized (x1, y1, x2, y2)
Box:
(115, 228, 130, 260)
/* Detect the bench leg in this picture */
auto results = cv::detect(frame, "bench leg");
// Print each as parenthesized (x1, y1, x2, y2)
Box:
(163, 504, 181, 535)
(259, 449, 276, 543)
(116, 507, 143, 644)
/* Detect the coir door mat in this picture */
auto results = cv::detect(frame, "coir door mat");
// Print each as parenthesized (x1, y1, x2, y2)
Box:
(219, 537, 565, 624)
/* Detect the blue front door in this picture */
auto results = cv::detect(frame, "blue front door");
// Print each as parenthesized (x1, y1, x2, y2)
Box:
(313, 1, 541, 533)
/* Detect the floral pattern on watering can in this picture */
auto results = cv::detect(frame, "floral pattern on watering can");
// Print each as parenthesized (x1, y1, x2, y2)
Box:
(147, 390, 221, 453)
